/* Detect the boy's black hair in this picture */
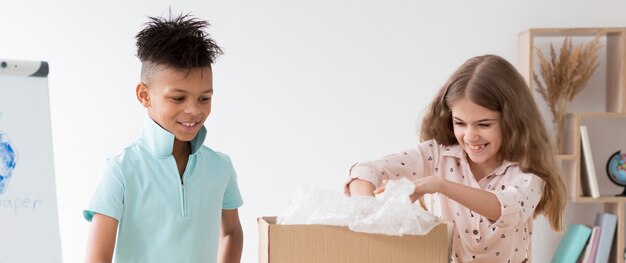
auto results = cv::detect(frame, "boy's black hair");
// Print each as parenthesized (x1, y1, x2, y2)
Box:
(136, 13, 223, 81)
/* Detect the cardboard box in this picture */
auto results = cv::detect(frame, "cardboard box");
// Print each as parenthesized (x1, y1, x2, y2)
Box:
(258, 216, 453, 263)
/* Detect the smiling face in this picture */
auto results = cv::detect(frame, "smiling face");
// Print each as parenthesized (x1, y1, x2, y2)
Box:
(451, 97, 503, 175)
(136, 66, 213, 142)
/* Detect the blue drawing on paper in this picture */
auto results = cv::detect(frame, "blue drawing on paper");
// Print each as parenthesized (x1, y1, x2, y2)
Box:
(0, 131, 17, 194)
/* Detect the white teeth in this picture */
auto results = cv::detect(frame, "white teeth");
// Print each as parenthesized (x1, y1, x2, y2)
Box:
(181, 122, 196, 127)
(468, 144, 485, 150)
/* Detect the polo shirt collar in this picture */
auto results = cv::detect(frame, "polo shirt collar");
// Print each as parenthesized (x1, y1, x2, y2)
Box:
(139, 116, 207, 157)
(442, 144, 516, 176)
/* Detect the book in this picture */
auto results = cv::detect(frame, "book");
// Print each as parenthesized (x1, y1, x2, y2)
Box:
(594, 213, 618, 263)
(580, 125, 600, 198)
(552, 224, 592, 263)
(579, 225, 600, 263)
(587, 225, 601, 263)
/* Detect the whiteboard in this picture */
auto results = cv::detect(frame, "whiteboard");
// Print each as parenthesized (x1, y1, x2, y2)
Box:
(0, 59, 62, 263)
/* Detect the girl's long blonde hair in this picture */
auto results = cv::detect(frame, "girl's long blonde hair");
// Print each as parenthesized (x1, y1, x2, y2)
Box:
(420, 55, 566, 231)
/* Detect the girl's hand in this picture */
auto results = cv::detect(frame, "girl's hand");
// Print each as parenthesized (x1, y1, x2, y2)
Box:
(409, 176, 445, 202)
(374, 176, 445, 202)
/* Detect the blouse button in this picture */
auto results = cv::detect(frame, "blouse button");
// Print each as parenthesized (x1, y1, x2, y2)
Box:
(473, 230, 479, 235)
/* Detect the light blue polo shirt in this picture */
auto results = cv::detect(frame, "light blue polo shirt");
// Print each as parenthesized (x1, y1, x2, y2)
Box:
(84, 117, 244, 263)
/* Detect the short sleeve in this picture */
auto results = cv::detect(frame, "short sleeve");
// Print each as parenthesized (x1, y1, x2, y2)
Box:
(491, 172, 544, 229)
(345, 139, 440, 193)
(221, 156, 244, 210)
(83, 160, 125, 222)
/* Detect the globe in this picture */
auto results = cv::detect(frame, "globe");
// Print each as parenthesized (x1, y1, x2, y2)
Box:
(606, 150, 626, 196)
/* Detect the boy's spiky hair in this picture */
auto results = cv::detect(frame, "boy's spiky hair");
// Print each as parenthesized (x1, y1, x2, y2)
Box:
(135, 13, 223, 81)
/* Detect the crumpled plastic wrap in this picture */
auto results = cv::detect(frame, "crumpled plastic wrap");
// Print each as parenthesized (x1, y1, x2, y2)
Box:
(277, 178, 439, 236)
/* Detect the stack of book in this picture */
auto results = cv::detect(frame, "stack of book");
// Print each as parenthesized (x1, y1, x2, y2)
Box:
(552, 213, 617, 263)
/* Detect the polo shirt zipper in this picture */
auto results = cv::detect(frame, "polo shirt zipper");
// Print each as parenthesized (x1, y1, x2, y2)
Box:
(179, 184, 187, 217)
(175, 158, 188, 218)
(174, 155, 193, 218)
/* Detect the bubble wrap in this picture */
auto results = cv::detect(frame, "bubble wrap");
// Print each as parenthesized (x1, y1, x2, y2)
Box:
(277, 178, 439, 236)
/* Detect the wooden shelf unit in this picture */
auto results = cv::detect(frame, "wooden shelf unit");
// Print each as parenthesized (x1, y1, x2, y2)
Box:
(519, 27, 626, 263)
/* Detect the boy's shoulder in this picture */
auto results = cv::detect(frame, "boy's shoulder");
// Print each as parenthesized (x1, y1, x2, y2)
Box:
(104, 141, 143, 164)
(195, 144, 232, 162)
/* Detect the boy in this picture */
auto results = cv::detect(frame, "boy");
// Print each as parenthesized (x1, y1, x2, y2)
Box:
(84, 13, 243, 263)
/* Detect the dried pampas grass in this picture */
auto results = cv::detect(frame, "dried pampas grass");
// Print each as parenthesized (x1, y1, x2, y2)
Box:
(534, 32, 604, 152)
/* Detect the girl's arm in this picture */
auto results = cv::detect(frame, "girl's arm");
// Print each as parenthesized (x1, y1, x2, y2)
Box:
(85, 213, 118, 263)
(433, 177, 501, 221)
(219, 208, 243, 263)
(345, 142, 438, 196)
(375, 175, 501, 221)
(347, 178, 376, 196)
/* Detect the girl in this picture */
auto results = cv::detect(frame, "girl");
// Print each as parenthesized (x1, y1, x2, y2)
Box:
(345, 55, 566, 262)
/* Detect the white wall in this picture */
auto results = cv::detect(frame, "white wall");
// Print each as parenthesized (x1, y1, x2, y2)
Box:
(1, 1, 625, 262)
